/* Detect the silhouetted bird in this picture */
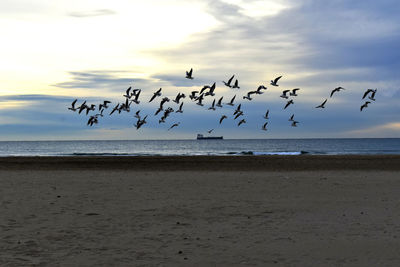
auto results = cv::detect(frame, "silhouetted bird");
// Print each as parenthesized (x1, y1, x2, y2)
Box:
(360, 101, 371, 111)
(68, 99, 78, 111)
(290, 88, 300, 96)
(280, 90, 290, 99)
(263, 109, 269, 119)
(270, 76, 282, 86)
(216, 97, 223, 108)
(362, 89, 376, 99)
(330, 87, 345, 97)
(223, 75, 235, 88)
(232, 79, 240, 89)
(149, 88, 162, 102)
(284, 99, 294, 109)
(262, 122, 268, 131)
(238, 119, 246, 126)
(226, 95, 236, 106)
(168, 122, 180, 130)
(219, 115, 227, 124)
(316, 99, 327, 109)
(186, 68, 193, 79)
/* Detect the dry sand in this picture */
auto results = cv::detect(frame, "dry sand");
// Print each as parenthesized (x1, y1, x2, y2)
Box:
(1, 156, 400, 266)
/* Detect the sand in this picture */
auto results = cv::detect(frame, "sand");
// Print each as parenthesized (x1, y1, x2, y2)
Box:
(1, 156, 400, 266)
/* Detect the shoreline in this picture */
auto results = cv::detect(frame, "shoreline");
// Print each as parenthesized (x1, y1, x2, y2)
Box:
(0, 155, 400, 171)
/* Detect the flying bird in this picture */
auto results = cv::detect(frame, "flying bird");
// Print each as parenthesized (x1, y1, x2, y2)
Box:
(78, 101, 87, 114)
(316, 99, 327, 109)
(208, 99, 216, 110)
(263, 109, 269, 119)
(362, 89, 376, 100)
(280, 90, 290, 99)
(232, 79, 240, 89)
(291, 121, 299, 127)
(262, 122, 268, 131)
(330, 87, 345, 98)
(284, 99, 294, 109)
(216, 97, 223, 108)
(233, 104, 242, 115)
(99, 100, 111, 110)
(223, 75, 235, 88)
(168, 122, 180, 131)
(68, 99, 78, 111)
(289, 114, 295, 121)
(123, 87, 132, 98)
(134, 110, 141, 119)
(238, 119, 246, 126)
(270, 76, 282, 86)
(189, 91, 199, 100)
(226, 95, 236, 106)
(149, 88, 162, 102)
(290, 88, 300, 96)
(204, 83, 216, 96)
(207, 129, 214, 134)
(186, 68, 193, 79)
(219, 115, 227, 124)
(360, 101, 371, 111)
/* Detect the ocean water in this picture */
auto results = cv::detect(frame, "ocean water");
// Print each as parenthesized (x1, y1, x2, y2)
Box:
(0, 138, 399, 156)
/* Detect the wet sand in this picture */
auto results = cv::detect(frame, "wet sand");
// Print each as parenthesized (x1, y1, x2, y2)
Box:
(1, 156, 400, 266)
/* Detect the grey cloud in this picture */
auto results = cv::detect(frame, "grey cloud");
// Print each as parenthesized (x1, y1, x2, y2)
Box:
(67, 9, 116, 18)
(53, 71, 153, 92)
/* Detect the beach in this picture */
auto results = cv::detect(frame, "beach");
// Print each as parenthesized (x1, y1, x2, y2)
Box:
(1, 155, 400, 266)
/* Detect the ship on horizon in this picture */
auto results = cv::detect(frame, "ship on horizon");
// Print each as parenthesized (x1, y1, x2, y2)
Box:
(197, 134, 223, 140)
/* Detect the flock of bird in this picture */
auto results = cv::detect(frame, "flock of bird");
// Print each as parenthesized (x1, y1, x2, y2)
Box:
(68, 68, 378, 133)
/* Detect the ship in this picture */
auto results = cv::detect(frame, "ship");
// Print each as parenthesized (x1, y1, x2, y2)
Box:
(197, 134, 223, 140)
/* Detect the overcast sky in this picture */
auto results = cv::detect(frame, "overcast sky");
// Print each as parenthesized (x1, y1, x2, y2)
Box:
(0, 0, 399, 140)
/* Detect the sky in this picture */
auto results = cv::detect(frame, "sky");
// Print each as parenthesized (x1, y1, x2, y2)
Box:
(0, 0, 399, 140)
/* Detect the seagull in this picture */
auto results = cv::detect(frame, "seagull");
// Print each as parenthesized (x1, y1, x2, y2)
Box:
(368, 89, 377, 101)
(186, 68, 193, 79)
(290, 88, 300, 96)
(109, 103, 120, 115)
(68, 99, 78, 111)
(238, 119, 246, 126)
(219, 115, 227, 124)
(270, 76, 282, 86)
(208, 99, 216, 110)
(176, 102, 184, 113)
(216, 97, 223, 108)
(263, 109, 269, 119)
(232, 79, 240, 89)
(78, 101, 87, 114)
(291, 121, 299, 127)
(199, 85, 210, 95)
(207, 129, 214, 134)
(362, 89, 376, 99)
(284, 99, 294, 109)
(316, 99, 327, 109)
(289, 114, 295, 121)
(160, 97, 170, 108)
(123, 87, 132, 98)
(223, 75, 235, 88)
(149, 88, 162, 102)
(226, 95, 236, 106)
(330, 87, 345, 98)
(134, 115, 147, 130)
(280, 90, 290, 99)
(173, 92, 186, 104)
(189, 91, 199, 100)
(204, 83, 216, 96)
(360, 101, 371, 111)
(87, 115, 99, 126)
(262, 122, 268, 131)
(99, 100, 111, 110)
(168, 122, 180, 131)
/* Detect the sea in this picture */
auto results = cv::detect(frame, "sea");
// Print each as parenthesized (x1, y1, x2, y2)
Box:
(0, 138, 399, 157)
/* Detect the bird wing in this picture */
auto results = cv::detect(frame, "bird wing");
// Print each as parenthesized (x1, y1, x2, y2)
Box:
(274, 76, 282, 83)
(227, 75, 234, 84)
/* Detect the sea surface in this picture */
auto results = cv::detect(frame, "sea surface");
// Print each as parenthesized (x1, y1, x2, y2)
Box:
(0, 138, 399, 156)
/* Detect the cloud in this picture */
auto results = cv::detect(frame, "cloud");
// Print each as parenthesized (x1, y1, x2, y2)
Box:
(67, 9, 116, 18)
(53, 70, 153, 92)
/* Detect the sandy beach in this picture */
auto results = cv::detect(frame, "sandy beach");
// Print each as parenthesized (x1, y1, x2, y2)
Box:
(1, 155, 400, 266)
